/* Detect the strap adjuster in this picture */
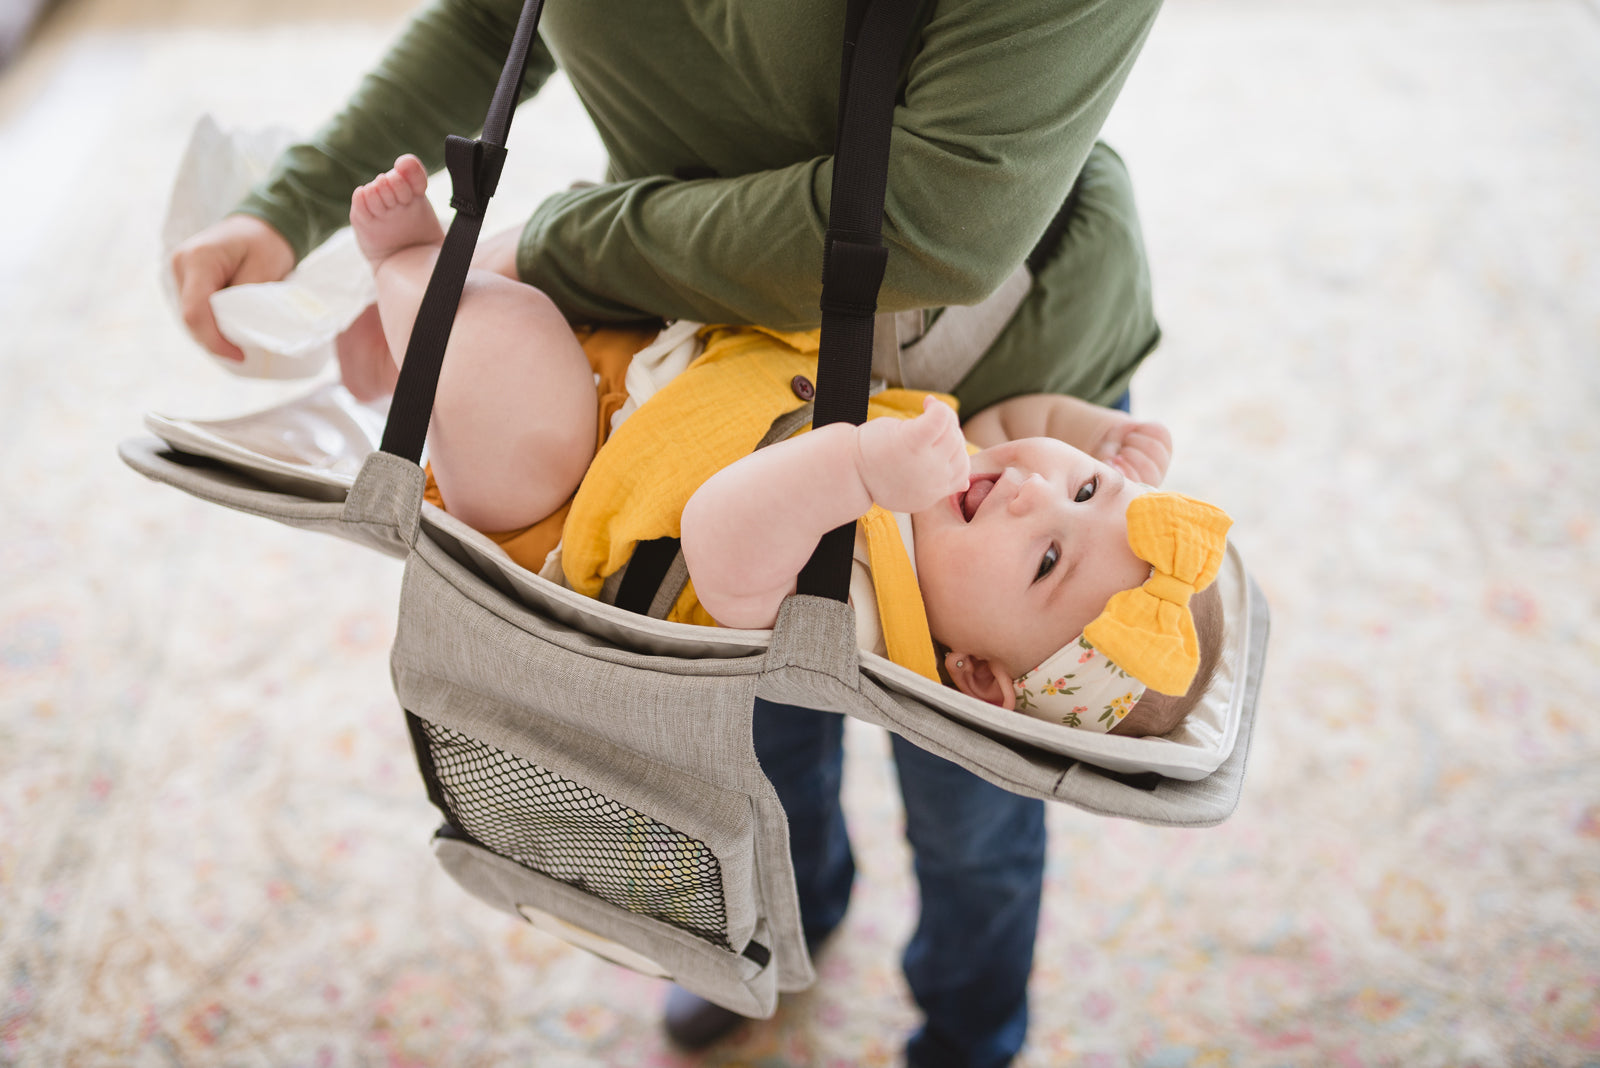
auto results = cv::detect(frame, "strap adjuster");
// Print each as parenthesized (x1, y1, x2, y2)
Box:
(444, 134, 509, 218)
(819, 233, 888, 318)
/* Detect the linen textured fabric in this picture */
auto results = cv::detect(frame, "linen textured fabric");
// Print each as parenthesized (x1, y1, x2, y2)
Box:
(232, 0, 1162, 408)
(391, 513, 805, 1017)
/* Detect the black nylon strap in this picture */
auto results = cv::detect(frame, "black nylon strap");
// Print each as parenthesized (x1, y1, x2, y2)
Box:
(378, 0, 546, 464)
(613, 536, 682, 616)
(378, 209, 486, 461)
(798, 0, 922, 602)
(483, 0, 545, 147)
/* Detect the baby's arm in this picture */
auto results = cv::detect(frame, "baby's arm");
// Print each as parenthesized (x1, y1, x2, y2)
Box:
(962, 393, 1172, 485)
(682, 397, 970, 629)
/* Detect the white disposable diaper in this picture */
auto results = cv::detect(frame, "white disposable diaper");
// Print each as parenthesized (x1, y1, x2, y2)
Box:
(159, 115, 377, 380)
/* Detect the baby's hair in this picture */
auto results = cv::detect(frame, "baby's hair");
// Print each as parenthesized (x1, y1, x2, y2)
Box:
(1108, 581, 1225, 739)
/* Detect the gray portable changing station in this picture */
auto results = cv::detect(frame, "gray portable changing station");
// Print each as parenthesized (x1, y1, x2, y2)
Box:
(122, 0, 1269, 1019)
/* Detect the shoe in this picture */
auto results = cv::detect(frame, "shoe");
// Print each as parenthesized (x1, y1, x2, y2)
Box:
(660, 931, 832, 1050)
(662, 984, 752, 1049)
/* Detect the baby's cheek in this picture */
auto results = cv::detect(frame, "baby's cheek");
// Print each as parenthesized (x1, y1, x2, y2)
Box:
(921, 555, 998, 640)
(914, 552, 962, 632)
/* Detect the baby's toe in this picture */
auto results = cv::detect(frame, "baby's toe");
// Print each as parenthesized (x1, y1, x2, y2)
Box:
(394, 154, 429, 194)
(375, 176, 401, 209)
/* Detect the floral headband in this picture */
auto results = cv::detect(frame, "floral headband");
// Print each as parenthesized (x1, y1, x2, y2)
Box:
(1012, 493, 1232, 733)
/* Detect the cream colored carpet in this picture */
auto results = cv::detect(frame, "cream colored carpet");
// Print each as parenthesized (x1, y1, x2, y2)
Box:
(1, 1, 1597, 1064)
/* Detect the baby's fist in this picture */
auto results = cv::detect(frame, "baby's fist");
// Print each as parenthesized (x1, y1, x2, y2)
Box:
(854, 397, 971, 514)
(1096, 417, 1173, 486)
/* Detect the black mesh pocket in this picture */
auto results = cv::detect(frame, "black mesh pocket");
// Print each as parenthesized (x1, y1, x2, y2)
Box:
(410, 716, 731, 950)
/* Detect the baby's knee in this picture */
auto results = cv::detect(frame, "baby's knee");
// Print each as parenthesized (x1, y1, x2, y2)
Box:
(460, 272, 563, 323)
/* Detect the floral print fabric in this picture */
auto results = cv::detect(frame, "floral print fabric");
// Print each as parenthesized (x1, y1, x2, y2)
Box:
(1013, 636, 1145, 732)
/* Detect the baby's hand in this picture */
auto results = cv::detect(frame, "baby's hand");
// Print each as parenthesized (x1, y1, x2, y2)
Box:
(1095, 417, 1173, 486)
(854, 397, 971, 514)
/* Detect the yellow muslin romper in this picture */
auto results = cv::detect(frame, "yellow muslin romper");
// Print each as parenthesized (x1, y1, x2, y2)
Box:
(559, 325, 950, 682)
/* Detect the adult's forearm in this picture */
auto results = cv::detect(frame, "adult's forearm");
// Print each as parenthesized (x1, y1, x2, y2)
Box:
(515, 144, 1025, 328)
(235, 0, 555, 262)
(516, 0, 1161, 326)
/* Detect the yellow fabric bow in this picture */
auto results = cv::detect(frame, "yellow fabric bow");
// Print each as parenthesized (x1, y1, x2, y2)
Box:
(1082, 492, 1232, 696)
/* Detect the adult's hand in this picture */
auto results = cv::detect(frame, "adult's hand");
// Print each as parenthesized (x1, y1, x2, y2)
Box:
(169, 214, 296, 360)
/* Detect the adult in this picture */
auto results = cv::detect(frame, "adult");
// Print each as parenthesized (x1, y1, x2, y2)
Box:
(171, 2, 1163, 1065)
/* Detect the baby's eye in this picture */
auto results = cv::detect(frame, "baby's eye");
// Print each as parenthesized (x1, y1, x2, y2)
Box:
(1035, 543, 1060, 583)
(1074, 476, 1099, 504)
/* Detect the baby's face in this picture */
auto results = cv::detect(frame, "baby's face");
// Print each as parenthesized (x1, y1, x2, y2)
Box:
(910, 437, 1152, 682)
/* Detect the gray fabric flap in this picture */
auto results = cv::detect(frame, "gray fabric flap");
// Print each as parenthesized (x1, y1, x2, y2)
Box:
(897, 263, 1032, 394)
(400, 669, 763, 953)
(343, 450, 423, 555)
(753, 584, 1268, 826)
(762, 596, 860, 682)
(395, 538, 815, 990)
(418, 510, 771, 660)
(871, 265, 1032, 392)
(871, 310, 904, 385)
(434, 836, 783, 1017)
(754, 596, 862, 713)
(854, 576, 1269, 826)
(119, 435, 421, 559)
(870, 544, 1256, 783)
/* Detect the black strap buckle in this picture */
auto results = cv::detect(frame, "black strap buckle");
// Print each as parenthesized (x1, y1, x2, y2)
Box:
(445, 134, 509, 218)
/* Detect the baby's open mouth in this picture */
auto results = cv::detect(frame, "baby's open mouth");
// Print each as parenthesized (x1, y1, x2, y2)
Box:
(960, 474, 999, 522)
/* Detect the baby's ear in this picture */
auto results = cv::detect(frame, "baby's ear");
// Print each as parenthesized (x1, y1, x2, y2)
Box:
(944, 652, 1015, 710)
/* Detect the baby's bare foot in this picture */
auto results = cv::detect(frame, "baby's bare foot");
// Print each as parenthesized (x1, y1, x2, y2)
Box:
(350, 154, 444, 265)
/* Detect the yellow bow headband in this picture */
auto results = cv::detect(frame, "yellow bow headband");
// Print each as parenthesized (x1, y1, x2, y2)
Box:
(1083, 492, 1232, 696)
(1012, 492, 1232, 732)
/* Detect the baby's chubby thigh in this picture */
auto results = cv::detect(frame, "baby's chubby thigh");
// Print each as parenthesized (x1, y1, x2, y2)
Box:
(427, 273, 599, 535)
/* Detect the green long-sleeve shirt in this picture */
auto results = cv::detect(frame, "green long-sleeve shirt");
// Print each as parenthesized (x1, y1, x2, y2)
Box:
(237, 0, 1159, 334)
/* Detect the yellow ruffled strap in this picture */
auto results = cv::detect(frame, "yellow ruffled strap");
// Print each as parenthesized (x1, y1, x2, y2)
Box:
(1082, 492, 1232, 696)
(858, 506, 940, 682)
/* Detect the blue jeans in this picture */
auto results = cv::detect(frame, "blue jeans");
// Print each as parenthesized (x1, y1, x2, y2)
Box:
(749, 389, 1130, 1065)
(753, 699, 1046, 1068)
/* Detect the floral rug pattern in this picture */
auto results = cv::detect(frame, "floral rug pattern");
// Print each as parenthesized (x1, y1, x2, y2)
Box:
(1, 2, 1597, 1065)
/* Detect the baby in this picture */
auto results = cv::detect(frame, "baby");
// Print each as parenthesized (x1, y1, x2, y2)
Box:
(349, 156, 1230, 738)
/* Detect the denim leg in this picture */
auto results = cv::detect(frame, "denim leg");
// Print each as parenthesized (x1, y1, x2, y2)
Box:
(751, 698, 855, 946)
(891, 734, 1047, 1068)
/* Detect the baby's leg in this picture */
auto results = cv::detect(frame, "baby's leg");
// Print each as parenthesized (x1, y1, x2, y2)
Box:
(351, 155, 598, 533)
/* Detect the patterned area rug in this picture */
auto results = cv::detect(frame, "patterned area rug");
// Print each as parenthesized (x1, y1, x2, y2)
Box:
(1, 2, 1597, 1065)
